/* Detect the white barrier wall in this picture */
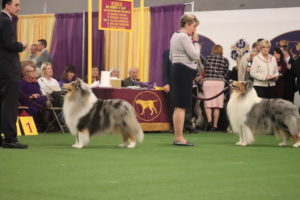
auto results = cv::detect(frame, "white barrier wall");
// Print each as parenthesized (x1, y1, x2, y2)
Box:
(192, 7, 300, 68)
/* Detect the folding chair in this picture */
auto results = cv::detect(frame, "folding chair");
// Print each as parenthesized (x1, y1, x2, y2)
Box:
(45, 95, 65, 133)
(18, 105, 29, 115)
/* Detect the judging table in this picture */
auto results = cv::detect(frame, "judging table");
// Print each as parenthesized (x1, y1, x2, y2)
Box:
(92, 87, 172, 131)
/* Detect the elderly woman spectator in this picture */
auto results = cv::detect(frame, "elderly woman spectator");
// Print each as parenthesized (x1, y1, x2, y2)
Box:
(19, 64, 47, 129)
(250, 40, 279, 99)
(203, 45, 229, 131)
(59, 65, 77, 87)
(20, 60, 34, 78)
(169, 14, 200, 146)
(37, 62, 61, 95)
(110, 67, 120, 78)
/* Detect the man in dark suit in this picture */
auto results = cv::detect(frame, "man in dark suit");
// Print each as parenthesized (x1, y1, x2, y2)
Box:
(36, 39, 52, 68)
(121, 67, 140, 87)
(0, 0, 28, 148)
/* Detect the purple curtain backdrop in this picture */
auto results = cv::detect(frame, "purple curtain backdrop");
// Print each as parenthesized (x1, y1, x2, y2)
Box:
(83, 12, 105, 78)
(51, 13, 84, 79)
(149, 4, 184, 86)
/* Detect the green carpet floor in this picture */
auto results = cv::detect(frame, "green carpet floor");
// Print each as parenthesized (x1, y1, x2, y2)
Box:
(0, 132, 299, 200)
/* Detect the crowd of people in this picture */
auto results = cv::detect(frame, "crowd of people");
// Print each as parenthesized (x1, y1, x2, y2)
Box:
(237, 39, 299, 102)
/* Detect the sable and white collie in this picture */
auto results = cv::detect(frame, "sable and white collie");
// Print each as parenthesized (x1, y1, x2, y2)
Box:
(63, 79, 144, 149)
(227, 81, 300, 147)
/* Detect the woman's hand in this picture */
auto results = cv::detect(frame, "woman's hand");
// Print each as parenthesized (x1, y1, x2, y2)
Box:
(194, 76, 202, 82)
(31, 94, 41, 99)
(192, 32, 199, 42)
(265, 74, 274, 80)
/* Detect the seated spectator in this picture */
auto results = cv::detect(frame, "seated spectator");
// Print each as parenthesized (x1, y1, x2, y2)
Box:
(59, 65, 77, 87)
(110, 67, 120, 78)
(19, 64, 48, 130)
(38, 62, 61, 95)
(90, 66, 101, 88)
(121, 67, 139, 87)
(20, 60, 34, 78)
(92, 66, 100, 82)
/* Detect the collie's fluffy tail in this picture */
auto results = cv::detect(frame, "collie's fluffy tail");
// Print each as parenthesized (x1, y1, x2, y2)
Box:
(285, 117, 300, 136)
(297, 118, 300, 136)
(125, 107, 144, 143)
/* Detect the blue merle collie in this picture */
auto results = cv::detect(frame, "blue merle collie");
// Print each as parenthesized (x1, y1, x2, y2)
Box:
(63, 79, 144, 148)
(227, 81, 300, 147)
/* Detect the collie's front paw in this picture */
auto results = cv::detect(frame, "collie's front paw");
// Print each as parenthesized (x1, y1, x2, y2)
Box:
(236, 141, 247, 146)
(118, 142, 129, 148)
(126, 142, 136, 148)
(293, 143, 300, 148)
(278, 142, 288, 147)
(72, 143, 78, 148)
(72, 144, 83, 148)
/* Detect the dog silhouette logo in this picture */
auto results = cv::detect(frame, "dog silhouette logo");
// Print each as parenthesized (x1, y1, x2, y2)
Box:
(135, 99, 158, 115)
(133, 91, 162, 122)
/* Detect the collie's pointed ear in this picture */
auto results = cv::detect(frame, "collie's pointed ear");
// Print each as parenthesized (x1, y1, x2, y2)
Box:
(75, 79, 81, 89)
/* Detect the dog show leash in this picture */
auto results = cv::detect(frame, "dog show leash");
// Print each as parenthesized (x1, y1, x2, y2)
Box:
(192, 86, 230, 101)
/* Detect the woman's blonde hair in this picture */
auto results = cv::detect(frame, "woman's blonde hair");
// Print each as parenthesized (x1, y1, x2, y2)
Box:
(180, 14, 199, 28)
(259, 39, 271, 48)
(40, 62, 52, 77)
(212, 45, 223, 56)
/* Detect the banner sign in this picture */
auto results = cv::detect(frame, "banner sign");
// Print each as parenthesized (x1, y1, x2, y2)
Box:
(99, 0, 133, 31)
